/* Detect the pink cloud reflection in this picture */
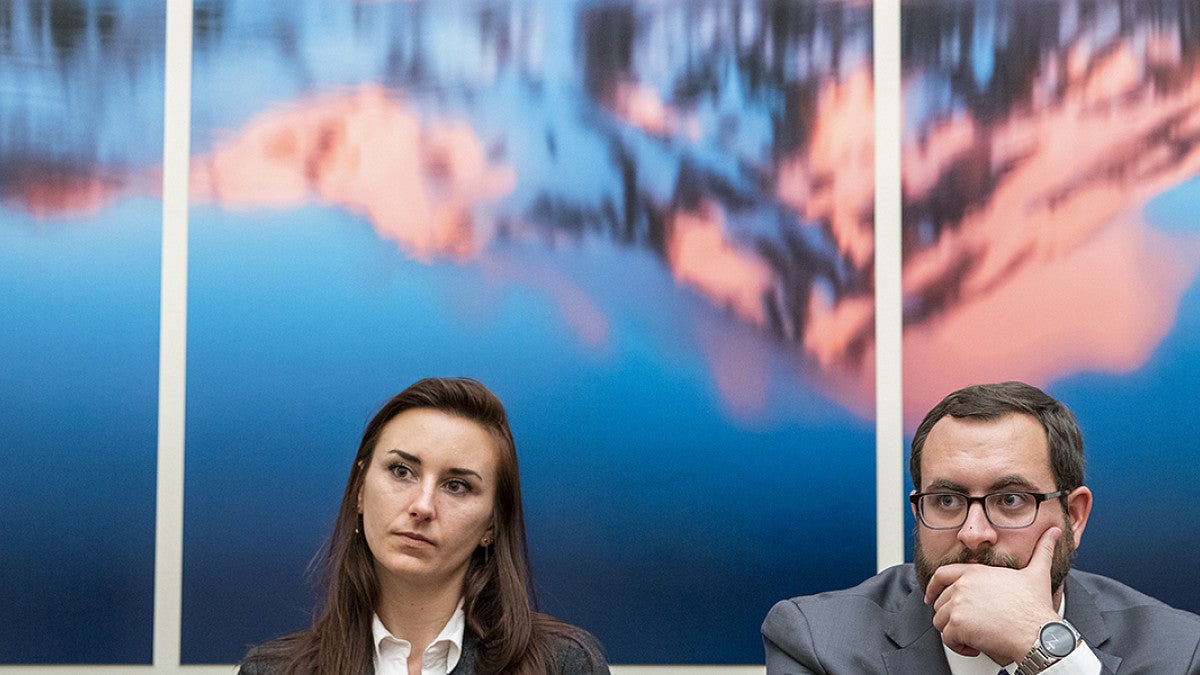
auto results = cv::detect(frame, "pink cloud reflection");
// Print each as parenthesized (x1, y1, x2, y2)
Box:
(610, 81, 701, 141)
(778, 66, 876, 269)
(0, 166, 133, 222)
(901, 38, 1200, 426)
(904, 210, 1200, 422)
(190, 85, 515, 263)
(666, 200, 773, 326)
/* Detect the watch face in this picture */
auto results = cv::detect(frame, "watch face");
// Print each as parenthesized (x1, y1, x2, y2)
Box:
(1040, 622, 1077, 657)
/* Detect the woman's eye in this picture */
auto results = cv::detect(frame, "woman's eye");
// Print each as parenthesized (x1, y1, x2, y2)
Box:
(445, 479, 473, 494)
(388, 463, 414, 479)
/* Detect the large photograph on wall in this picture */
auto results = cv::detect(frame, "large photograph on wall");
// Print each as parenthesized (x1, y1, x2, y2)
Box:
(183, 0, 876, 665)
(0, 0, 164, 664)
(901, 0, 1200, 613)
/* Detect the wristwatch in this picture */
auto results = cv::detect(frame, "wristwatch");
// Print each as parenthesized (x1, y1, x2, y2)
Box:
(1014, 619, 1082, 675)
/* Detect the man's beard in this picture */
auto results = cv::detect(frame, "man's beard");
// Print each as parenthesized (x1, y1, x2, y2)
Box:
(914, 517, 1076, 595)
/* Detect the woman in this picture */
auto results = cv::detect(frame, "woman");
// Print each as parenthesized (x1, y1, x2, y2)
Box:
(240, 377, 609, 675)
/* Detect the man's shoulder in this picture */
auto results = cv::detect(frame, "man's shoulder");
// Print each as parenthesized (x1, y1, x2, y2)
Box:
(762, 565, 929, 671)
(784, 564, 918, 608)
(1067, 569, 1200, 670)
(1069, 568, 1200, 623)
(767, 563, 920, 626)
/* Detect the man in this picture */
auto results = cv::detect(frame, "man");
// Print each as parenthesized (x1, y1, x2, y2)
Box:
(763, 381, 1200, 674)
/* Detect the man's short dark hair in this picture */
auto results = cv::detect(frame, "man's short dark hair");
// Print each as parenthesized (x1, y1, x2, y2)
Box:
(910, 381, 1085, 492)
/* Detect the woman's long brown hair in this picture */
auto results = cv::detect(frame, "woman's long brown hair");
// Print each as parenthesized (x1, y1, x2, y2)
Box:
(244, 377, 599, 674)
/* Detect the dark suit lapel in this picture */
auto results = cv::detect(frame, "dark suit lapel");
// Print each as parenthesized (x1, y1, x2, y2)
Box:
(882, 583, 953, 675)
(1064, 572, 1121, 673)
(449, 630, 478, 674)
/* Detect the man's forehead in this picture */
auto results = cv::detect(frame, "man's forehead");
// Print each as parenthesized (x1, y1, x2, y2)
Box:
(918, 412, 1053, 485)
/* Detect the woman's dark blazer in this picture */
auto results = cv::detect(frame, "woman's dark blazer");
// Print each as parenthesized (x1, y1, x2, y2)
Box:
(238, 629, 611, 674)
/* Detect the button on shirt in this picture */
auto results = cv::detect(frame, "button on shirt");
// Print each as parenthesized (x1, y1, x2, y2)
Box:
(944, 595, 1101, 675)
(371, 601, 466, 675)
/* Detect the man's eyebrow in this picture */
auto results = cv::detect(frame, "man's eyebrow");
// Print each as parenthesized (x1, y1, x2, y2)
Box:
(385, 449, 483, 480)
(922, 476, 1042, 494)
(924, 479, 969, 493)
(986, 475, 1040, 492)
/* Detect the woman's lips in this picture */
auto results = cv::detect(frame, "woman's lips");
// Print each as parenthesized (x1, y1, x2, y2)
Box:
(395, 531, 434, 547)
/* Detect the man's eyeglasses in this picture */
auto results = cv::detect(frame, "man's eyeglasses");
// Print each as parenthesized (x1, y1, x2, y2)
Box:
(910, 490, 1065, 530)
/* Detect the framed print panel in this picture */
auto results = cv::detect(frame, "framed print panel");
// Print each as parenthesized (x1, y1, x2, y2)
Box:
(901, 0, 1200, 613)
(182, 0, 878, 665)
(0, 0, 165, 663)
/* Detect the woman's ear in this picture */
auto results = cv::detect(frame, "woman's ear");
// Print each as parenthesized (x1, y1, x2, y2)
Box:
(355, 460, 365, 512)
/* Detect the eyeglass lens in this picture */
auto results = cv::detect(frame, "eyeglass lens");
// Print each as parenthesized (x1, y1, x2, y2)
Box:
(918, 492, 1042, 529)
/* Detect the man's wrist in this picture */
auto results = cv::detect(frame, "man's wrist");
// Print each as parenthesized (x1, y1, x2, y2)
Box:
(1014, 619, 1082, 675)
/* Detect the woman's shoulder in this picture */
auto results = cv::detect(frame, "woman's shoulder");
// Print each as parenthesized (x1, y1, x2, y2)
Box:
(236, 647, 278, 675)
(236, 640, 293, 675)
(541, 620, 610, 675)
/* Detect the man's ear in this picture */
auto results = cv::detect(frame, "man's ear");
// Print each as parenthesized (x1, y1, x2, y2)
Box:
(1065, 486, 1093, 547)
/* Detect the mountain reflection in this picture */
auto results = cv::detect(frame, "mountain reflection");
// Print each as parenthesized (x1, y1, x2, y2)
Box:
(6, 0, 1200, 423)
(901, 0, 1200, 422)
(0, 1, 165, 224)
(185, 0, 878, 416)
(2, 0, 877, 419)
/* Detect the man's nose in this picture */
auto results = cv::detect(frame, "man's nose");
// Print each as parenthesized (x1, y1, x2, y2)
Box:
(957, 501, 997, 549)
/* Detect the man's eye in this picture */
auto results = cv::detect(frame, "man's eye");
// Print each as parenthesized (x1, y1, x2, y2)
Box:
(996, 493, 1027, 509)
(935, 494, 964, 509)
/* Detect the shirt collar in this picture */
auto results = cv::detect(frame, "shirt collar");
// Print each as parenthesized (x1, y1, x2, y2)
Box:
(371, 598, 466, 675)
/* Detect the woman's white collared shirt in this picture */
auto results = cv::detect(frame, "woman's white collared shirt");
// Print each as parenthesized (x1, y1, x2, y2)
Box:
(371, 601, 465, 675)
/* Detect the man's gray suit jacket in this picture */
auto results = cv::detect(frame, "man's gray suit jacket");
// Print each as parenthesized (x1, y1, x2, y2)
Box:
(762, 564, 1200, 674)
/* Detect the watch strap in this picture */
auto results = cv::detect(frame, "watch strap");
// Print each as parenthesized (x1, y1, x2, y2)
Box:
(1014, 644, 1061, 675)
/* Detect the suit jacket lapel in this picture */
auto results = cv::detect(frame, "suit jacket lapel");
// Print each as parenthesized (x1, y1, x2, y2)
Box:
(873, 570, 1121, 674)
(882, 582, 954, 675)
(1064, 572, 1121, 673)
(449, 630, 478, 674)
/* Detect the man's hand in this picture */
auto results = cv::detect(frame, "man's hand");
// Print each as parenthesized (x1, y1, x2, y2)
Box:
(924, 526, 1064, 664)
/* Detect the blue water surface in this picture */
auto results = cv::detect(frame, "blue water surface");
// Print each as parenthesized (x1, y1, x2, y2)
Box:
(182, 203, 875, 664)
(0, 200, 159, 663)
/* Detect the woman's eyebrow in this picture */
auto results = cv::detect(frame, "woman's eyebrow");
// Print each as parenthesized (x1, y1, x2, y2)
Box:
(385, 449, 421, 465)
(385, 449, 483, 481)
